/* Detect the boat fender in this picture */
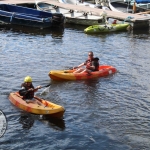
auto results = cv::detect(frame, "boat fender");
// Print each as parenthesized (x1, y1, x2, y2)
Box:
(69, 9, 74, 13)
(10, 13, 15, 22)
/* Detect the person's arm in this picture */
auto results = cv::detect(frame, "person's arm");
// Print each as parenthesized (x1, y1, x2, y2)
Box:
(86, 61, 95, 70)
(87, 65, 95, 70)
(77, 63, 85, 68)
(73, 63, 85, 69)
(34, 86, 41, 92)
(27, 84, 40, 92)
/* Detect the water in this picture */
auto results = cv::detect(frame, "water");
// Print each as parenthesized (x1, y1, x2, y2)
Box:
(0, 23, 150, 150)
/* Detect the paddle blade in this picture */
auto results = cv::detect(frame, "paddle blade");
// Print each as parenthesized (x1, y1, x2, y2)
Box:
(40, 86, 50, 95)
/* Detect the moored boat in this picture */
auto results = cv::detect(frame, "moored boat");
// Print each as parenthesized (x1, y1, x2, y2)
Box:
(49, 65, 117, 81)
(59, 0, 110, 9)
(36, 2, 105, 25)
(0, 3, 65, 28)
(9, 92, 65, 118)
(124, 0, 150, 10)
(108, 0, 147, 13)
(84, 23, 129, 33)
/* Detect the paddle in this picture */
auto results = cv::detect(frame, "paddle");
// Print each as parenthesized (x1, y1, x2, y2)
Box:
(19, 83, 51, 96)
(68, 66, 78, 70)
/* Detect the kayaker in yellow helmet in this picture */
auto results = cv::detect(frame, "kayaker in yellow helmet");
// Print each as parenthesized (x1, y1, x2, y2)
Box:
(73, 51, 99, 75)
(21, 76, 44, 106)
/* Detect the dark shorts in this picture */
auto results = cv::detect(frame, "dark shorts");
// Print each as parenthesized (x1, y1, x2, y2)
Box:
(23, 98, 34, 101)
(86, 69, 95, 72)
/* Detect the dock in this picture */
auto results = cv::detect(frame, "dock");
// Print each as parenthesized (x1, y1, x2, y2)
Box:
(1, 0, 150, 29)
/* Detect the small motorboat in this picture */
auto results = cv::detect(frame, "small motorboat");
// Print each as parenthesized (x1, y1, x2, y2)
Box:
(49, 65, 117, 81)
(84, 23, 129, 33)
(108, 0, 147, 13)
(124, 0, 150, 10)
(9, 92, 65, 118)
(0, 3, 65, 28)
(36, 2, 105, 26)
(59, 0, 109, 9)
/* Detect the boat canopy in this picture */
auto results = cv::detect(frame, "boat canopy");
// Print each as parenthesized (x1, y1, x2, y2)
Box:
(135, 0, 150, 3)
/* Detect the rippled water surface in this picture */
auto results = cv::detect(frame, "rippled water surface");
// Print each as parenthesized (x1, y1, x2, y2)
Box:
(0, 24, 150, 150)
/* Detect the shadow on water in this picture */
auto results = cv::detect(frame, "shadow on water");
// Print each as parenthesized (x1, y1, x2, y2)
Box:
(65, 23, 87, 32)
(129, 28, 150, 38)
(83, 78, 100, 86)
(19, 113, 34, 129)
(0, 23, 64, 37)
(132, 26, 149, 34)
(19, 113, 65, 131)
(41, 115, 65, 131)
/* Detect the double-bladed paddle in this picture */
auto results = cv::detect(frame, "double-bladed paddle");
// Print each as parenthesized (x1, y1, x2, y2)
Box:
(19, 83, 51, 96)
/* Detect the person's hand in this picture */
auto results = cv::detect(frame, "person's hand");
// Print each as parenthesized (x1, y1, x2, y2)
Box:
(73, 66, 78, 69)
(86, 65, 91, 69)
(28, 88, 34, 91)
(36, 86, 41, 89)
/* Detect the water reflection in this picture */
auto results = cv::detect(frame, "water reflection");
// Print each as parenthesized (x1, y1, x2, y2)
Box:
(83, 78, 99, 88)
(129, 28, 150, 38)
(0, 24, 64, 37)
(65, 23, 86, 31)
(19, 113, 65, 131)
(19, 113, 34, 129)
(41, 115, 65, 131)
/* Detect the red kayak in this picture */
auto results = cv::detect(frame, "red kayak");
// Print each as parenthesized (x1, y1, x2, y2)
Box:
(49, 65, 117, 81)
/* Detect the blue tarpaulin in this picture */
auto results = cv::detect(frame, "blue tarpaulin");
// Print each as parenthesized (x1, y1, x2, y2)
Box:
(136, 0, 150, 3)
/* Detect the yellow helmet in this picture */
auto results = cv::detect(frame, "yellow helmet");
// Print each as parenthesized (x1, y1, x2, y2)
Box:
(24, 76, 32, 83)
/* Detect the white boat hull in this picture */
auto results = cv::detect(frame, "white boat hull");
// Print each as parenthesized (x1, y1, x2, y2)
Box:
(36, 2, 104, 25)
(59, 0, 100, 8)
(108, 0, 147, 13)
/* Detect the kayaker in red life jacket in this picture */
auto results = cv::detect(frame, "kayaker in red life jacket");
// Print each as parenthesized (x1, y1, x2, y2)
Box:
(112, 19, 117, 24)
(21, 76, 44, 106)
(73, 51, 99, 75)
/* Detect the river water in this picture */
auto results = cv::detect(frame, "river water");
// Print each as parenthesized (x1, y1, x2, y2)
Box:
(0, 23, 150, 150)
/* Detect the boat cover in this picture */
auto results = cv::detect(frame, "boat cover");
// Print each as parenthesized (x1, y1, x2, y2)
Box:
(135, 0, 150, 3)
(0, 4, 65, 28)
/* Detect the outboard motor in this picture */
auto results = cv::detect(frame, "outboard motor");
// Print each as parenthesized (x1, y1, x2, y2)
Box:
(51, 13, 65, 27)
